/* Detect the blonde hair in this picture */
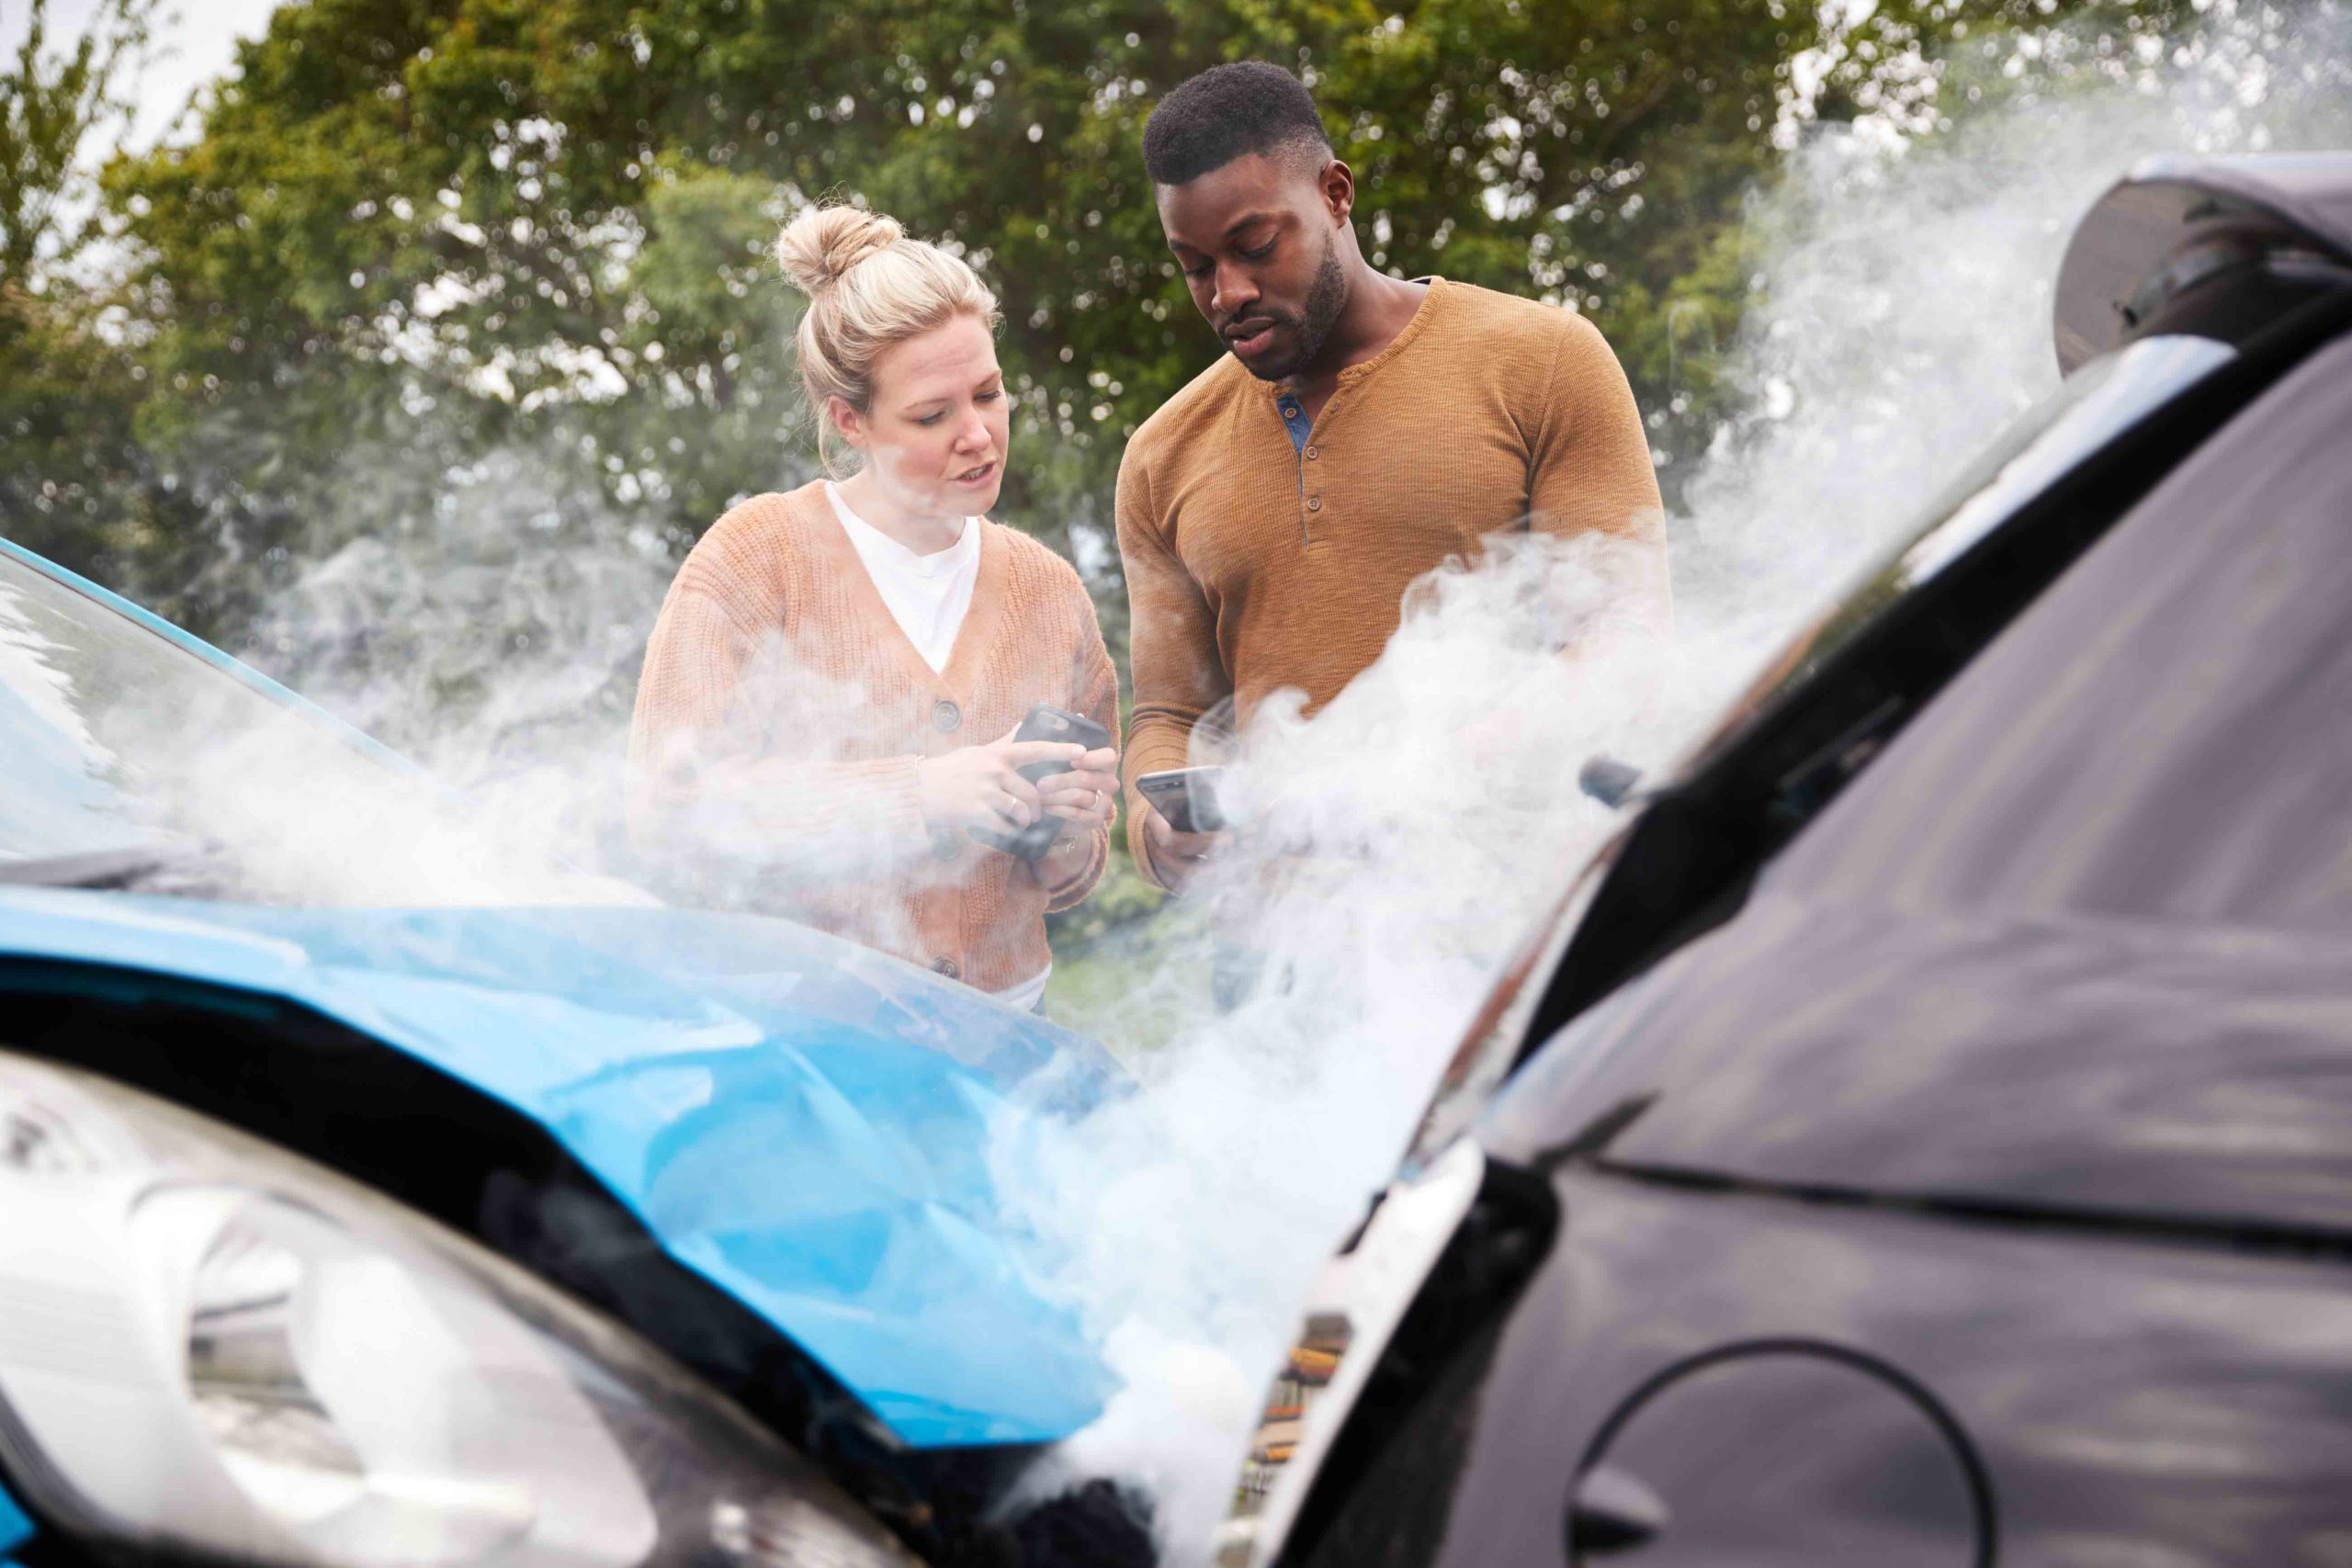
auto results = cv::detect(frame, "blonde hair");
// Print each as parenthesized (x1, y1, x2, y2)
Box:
(775, 205, 1001, 473)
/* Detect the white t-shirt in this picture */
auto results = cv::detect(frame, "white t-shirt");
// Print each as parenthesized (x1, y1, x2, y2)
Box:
(990, 966, 1051, 1015)
(825, 482, 979, 675)
(825, 482, 1049, 1010)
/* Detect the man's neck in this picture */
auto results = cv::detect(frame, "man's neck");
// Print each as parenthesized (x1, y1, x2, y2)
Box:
(1288, 269, 1430, 411)
(837, 470, 965, 556)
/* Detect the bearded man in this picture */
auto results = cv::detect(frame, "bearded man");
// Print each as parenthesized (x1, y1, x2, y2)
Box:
(1116, 62, 1670, 890)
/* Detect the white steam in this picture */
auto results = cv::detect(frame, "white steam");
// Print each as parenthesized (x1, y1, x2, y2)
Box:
(205, 0, 2352, 1558)
(995, 4, 2352, 1558)
(242, 446, 700, 882)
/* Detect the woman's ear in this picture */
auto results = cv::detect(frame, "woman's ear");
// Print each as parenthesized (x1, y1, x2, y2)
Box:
(826, 395, 870, 452)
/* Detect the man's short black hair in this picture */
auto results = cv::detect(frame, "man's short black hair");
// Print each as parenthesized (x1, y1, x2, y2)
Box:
(1142, 62, 1332, 187)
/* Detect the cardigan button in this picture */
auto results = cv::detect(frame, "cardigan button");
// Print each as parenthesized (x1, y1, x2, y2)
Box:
(932, 957, 961, 979)
(1306, 496, 1323, 513)
(933, 699, 962, 732)
(1305, 444, 1319, 459)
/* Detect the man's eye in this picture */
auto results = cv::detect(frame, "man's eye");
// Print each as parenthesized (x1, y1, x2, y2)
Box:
(1241, 241, 1275, 262)
(1182, 262, 1213, 279)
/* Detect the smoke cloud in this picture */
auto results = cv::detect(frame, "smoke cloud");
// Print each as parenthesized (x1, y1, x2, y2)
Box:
(983, 2, 2352, 1557)
(189, 0, 2352, 1558)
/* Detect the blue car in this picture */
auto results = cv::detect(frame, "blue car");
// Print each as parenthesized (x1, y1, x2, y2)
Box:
(0, 538, 1143, 1566)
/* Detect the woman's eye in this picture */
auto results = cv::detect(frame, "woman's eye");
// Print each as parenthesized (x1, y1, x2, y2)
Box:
(977, 390, 1003, 403)
(916, 412, 946, 426)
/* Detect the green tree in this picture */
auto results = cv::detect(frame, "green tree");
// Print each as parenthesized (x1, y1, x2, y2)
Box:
(0, 0, 194, 587)
(9, 0, 2213, 947)
(0, 0, 156, 283)
(88, 0, 2185, 650)
(103, 0, 1831, 568)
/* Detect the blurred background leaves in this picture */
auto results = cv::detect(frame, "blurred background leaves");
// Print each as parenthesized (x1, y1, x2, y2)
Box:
(6, 0, 2196, 635)
(0, 0, 2204, 944)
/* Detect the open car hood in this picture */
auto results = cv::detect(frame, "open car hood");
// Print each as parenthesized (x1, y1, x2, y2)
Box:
(0, 888, 1120, 1449)
(2056, 152, 2352, 371)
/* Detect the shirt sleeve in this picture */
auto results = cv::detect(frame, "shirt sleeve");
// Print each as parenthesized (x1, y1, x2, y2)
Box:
(1528, 312, 1673, 638)
(1114, 440, 1228, 888)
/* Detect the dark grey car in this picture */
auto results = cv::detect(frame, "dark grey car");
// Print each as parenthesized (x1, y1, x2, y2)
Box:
(1220, 152, 2352, 1568)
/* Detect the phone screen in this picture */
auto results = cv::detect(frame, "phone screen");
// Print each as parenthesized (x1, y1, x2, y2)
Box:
(1140, 768, 1226, 834)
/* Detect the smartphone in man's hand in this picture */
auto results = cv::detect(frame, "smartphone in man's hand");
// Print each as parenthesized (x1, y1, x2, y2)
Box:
(973, 705, 1114, 860)
(1136, 766, 1228, 835)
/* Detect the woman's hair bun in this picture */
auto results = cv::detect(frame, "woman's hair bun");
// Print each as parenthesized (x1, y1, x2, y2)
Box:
(775, 206, 906, 295)
(773, 202, 1000, 476)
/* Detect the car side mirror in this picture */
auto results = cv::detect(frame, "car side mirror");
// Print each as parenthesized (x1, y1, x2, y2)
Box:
(1578, 755, 1645, 808)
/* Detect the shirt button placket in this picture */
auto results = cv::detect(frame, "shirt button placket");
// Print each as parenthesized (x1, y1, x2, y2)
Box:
(1281, 391, 1327, 540)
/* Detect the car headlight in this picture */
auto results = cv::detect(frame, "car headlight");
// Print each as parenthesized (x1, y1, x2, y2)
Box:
(1215, 1138, 1488, 1568)
(0, 1051, 917, 1567)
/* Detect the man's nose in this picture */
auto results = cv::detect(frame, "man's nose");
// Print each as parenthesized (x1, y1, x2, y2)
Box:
(1211, 261, 1259, 317)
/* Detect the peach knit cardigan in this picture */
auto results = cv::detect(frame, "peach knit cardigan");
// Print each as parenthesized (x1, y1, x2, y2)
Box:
(628, 481, 1117, 991)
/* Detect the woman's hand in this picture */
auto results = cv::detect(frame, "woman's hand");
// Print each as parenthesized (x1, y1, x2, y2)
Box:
(916, 728, 1087, 839)
(1033, 746, 1119, 829)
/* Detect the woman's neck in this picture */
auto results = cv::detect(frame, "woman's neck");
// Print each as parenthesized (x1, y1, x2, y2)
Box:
(838, 470, 965, 556)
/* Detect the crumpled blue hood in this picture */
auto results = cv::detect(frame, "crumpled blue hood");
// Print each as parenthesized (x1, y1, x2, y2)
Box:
(0, 888, 1119, 1449)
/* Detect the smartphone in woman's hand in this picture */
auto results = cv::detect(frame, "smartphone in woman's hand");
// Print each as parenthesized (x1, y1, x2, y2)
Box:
(974, 705, 1114, 859)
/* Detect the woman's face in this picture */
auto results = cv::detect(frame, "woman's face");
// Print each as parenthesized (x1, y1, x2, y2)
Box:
(833, 313, 1010, 519)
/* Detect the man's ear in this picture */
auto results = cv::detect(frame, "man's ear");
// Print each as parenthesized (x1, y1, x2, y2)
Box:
(1319, 158, 1357, 224)
(827, 395, 870, 451)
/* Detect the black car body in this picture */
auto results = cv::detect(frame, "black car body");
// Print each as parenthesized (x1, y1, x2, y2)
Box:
(1220, 152, 2352, 1568)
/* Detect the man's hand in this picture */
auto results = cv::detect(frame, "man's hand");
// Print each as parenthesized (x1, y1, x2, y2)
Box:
(1035, 746, 1119, 831)
(917, 728, 1086, 839)
(1141, 797, 1231, 892)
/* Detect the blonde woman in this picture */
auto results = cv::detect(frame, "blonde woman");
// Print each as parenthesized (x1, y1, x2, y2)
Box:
(628, 206, 1119, 1011)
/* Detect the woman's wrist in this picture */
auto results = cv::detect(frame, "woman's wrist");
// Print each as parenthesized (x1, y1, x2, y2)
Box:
(1040, 821, 1100, 882)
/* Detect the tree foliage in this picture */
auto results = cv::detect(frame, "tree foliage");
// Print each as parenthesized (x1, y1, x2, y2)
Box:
(9, 0, 2182, 654)
(1, 0, 158, 283)
(96, 0, 1834, 570)
(0, 0, 196, 590)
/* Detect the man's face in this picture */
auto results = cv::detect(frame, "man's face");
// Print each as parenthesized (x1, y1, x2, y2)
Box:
(1158, 152, 1350, 382)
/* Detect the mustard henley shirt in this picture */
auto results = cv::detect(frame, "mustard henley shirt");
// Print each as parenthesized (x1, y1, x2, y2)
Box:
(1114, 276, 1669, 886)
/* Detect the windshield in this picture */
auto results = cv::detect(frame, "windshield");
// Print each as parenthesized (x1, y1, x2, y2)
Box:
(1771, 329, 2352, 931)
(0, 546, 630, 906)
(1399, 334, 2243, 1172)
(1669, 334, 2239, 781)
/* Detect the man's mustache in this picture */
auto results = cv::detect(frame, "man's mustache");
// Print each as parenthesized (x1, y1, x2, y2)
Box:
(1218, 310, 1295, 341)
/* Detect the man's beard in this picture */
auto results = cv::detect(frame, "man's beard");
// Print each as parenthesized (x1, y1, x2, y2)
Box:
(1238, 234, 1347, 383)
